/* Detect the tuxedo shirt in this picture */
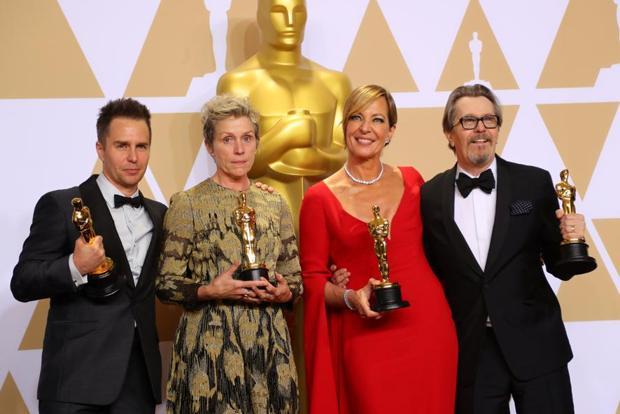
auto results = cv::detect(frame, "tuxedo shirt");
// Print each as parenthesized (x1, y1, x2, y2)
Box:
(454, 158, 497, 272)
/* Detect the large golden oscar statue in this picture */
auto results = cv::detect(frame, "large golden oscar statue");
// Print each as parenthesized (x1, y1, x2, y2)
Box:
(217, 0, 351, 224)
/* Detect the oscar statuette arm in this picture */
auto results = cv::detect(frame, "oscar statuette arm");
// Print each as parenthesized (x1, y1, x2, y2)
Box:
(11, 192, 79, 302)
(322, 70, 351, 152)
(303, 70, 351, 174)
(251, 112, 317, 177)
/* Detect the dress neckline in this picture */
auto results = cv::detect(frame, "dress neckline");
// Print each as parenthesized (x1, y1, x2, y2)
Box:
(321, 166, 408, 231)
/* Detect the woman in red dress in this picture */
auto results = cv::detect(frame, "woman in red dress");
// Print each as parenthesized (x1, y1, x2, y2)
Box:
(300, 84, 458, 413)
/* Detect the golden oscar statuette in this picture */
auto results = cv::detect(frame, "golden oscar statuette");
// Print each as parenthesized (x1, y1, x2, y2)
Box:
(554, 169, 597, 275)
(368, 205, 409, 312)
(217, 0, 352, 226)
(234, 193, 269, 283)
(71, 198, 121, 298)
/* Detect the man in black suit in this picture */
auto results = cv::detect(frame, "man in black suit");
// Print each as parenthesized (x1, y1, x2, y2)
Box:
(11, 98, 166, 413)
(421, 84, 587, 413)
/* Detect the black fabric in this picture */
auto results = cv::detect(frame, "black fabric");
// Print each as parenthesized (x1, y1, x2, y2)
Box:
(456, 169, 495, 197)
(113, 194, 143, 208)
(37, 333, 155, 414)
(466, 328, 574, 414)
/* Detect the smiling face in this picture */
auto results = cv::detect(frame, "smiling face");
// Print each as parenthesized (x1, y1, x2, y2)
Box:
(96, 117, 150, 196)
(344, 97, 395, 161)
(445, 96, 499, 175)
(207, 116, 258, 186)
(258, 0, 307, 50)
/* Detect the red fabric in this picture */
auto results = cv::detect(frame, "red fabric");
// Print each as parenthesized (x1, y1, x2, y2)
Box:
(300, 167, 458, 414)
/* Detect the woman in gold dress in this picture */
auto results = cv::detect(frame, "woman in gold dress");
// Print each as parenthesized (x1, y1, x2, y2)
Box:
(156, 95, 302, 413)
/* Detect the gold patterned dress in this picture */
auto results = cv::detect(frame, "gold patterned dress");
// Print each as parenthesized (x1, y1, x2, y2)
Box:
(156, 179, 302, 414)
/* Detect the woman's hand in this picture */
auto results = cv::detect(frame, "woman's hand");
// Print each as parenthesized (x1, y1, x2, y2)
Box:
(254, 273, 293, 304)
(254, 182, 275, 193)
(197, 262, 269, 304)
(346, 278, 382, 320)
(329, 264, 350, 288)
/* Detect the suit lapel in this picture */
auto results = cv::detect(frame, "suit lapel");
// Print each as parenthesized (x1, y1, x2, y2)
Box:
(441, 165, 484, 279)
(79, 175, 135, 290)
(484, 157, 511, 280)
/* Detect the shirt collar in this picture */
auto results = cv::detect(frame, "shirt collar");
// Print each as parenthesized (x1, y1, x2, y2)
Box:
(96, 174, 140, 209)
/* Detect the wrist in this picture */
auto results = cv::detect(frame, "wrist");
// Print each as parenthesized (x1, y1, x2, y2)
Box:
(197, 284, 213, 301)
(343, 289, 355, 311)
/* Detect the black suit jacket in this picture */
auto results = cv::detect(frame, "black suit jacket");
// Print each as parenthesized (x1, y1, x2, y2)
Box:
(421, 157, 576, 391)
(11, 175, 166, 405)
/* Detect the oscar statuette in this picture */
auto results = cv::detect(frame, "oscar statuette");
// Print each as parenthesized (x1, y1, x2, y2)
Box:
(554, 169, 597, 275)
(234, 193, 269, 282)
(71, 198, 122, 298)
(368, 205, 410, 312)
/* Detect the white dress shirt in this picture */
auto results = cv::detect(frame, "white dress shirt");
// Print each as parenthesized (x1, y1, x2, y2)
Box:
(454, 158, 497, 272)
(70, 174, 153, 287)
(454, 159, 497, 326)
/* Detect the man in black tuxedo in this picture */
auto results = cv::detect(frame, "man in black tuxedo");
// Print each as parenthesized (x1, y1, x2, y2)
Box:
(421, 84, 588, 413)
(11, 98, 166, 413)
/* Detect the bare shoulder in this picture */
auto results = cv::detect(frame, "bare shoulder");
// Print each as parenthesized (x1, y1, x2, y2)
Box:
(322, 169, 348, 194)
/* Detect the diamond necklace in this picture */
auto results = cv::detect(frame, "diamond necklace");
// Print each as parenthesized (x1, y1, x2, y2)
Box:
(343, 163, 384, 185)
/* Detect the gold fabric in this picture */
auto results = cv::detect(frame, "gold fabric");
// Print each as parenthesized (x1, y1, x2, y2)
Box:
(157, 179, 301, 413)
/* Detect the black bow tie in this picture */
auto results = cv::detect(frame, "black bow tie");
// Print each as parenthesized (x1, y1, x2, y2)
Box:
(114, 194, 143, 208)
(456, 169, 495, 198)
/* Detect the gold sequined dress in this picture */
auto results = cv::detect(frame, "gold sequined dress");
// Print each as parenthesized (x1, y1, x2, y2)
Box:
(156, 179, 302, 414)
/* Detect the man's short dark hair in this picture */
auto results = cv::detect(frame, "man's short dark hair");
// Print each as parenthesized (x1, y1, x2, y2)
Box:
(442, 84, 503, 134)
(96, 98, 152, 144)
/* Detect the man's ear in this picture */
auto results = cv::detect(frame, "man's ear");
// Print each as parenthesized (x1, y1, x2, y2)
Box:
(95, 140, 104, 161)
(444, 132, 455, 150)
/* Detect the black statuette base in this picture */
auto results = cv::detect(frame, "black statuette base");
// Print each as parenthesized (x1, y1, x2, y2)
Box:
(371, 282, 410, 312)
(556, 241, 597, 277)
(238, 266, 269, 283)
(83, 266, 123, 299)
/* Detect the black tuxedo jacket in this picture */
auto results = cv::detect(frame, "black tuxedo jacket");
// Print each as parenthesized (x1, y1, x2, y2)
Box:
(11, 175, 166, 405)
(421, 157, 576, 389)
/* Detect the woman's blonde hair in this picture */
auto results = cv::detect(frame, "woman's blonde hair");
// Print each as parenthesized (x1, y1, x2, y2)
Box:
(201, 95, 260, 147)
(342, 84, 397, 138)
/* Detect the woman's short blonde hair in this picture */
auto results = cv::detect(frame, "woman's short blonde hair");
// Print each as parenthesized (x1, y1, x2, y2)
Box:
(342, 84, 397, 137)
(201, 95, 260, 147)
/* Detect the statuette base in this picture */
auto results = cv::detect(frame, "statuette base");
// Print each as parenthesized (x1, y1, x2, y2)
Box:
(83, 258, 122, 298)
(239, 266, 269, 283)
(556, 241, 597, 277)
(371, 282, 410, 312)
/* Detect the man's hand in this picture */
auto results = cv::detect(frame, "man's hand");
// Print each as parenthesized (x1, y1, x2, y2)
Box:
(73, 236, 105, 275)
(556, 209, 586, 240)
